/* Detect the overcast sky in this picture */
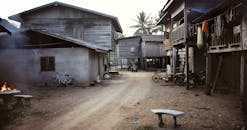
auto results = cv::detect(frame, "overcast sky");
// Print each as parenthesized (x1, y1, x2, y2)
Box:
(0, 0, 166, 36)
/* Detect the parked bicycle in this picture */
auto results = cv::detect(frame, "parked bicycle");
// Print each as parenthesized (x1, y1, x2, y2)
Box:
(54, 72, 75, 87)
(174, 71, 206, 88)
(174, 73, 186, 86)
(152, 69, 172, 83)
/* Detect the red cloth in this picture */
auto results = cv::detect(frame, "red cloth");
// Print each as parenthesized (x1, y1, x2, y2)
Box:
(202, 20, 208, 33)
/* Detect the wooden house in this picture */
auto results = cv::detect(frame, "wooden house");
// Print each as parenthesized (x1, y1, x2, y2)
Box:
(141, 35, 166, 70)
(0, 29, 107, 86)
(0, 2, 122, 86)
(117, 36, 142, 69)
(195, 0, 247, 112)
(117, 35, 165, 70)
(8, 1, 122, 55)
(157, 0, 222, 87)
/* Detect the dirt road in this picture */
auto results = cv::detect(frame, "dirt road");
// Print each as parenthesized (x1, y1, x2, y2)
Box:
(43, 72, 152, 130)
(5, 71, 244, 130)
(8, 71, 154, 130)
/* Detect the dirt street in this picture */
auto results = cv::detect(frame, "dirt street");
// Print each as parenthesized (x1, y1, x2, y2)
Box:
(2, 71, 245, 130)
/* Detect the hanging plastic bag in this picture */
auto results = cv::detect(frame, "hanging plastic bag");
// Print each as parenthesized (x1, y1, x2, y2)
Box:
(197, 26, 203, 49)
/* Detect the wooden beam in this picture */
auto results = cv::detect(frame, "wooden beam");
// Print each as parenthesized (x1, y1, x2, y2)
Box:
(205, 53, 212, 95)
(185, 42, 189, 90)
(240, 52, 245, 111)
(211, 55, 223, 93)
(23, 42, 65, 47)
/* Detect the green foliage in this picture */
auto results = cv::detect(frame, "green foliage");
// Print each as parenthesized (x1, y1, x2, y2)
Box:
(114, 32, 125, 39)
(131, 11, 163, 36)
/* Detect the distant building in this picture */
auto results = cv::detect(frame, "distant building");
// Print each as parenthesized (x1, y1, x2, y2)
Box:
(117, 35, 165, 70)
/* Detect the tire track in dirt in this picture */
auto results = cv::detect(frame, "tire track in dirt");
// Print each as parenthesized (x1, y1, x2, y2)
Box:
(43, 72, 153, 130)
(77, 72, 153, 130)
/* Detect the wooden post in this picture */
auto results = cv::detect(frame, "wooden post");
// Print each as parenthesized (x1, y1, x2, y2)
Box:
(206, 53, 212, 95)
(184, 8, 189, 90)
(212, 56, 223, 93)
(185, 42, 190, 90)
(172, 48, 177, 75)
(144, 58, 147, 70)
(240, 52, 245, 111)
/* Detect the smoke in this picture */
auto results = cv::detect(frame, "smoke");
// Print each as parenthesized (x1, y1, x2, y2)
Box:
(0, 30, 32, 91)
(0, 30, 30, 49)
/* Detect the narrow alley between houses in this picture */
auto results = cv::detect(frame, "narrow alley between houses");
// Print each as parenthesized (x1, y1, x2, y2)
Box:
(1, 71, 244, 130)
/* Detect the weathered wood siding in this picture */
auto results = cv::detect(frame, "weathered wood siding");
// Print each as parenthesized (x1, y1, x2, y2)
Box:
(20, 6, 114, 49)
(89, 51, 105, 82)
(118, 37, 141, 59)
(243, 13, 247, 50)
(142, 41, 165, 57)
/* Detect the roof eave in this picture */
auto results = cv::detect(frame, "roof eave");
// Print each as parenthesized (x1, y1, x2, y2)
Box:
(9, 1, 123, 33)
(112, 18, 123, 33)
(156, 14, 166, 26)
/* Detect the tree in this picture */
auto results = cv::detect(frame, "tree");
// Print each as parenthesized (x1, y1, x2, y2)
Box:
(131, 11, 163, 36)
(130, 11, 153, 36)
(151, 16, 163, 35)
(114, 32, 125, 40)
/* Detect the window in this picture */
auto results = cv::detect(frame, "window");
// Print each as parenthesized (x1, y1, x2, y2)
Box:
(40, 56, 55, 71)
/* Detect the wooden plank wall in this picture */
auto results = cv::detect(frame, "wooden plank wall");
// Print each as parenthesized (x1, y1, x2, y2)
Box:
(21, 6, 114, 49)
(118, 37, 141, 59)
(143, 42, 165, 57)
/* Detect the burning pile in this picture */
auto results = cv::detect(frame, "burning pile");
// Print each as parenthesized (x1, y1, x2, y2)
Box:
(1, 82, 16, 91)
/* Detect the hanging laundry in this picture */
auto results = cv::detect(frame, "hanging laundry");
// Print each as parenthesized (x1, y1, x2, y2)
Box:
(197, 26, 203, 49)
(202, 20, 209, 33)
(229, 7, 233, 22)
(215, 16, 222, 36)
(211, 33, 215, 46)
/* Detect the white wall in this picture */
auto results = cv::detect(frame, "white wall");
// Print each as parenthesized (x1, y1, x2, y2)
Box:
(0, 48, 91, 86)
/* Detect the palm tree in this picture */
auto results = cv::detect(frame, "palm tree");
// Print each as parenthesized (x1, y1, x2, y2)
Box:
(151, 16, 163, 35)
(130, 11, 153, 35)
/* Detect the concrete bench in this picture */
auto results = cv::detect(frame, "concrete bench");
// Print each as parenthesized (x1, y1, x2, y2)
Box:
(151, 109, 185, 128)
(14, 94, 33, 107)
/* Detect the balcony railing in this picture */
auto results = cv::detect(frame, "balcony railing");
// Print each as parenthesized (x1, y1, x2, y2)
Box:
(208, 24, 241, 53)
(171, 24, 185, 45)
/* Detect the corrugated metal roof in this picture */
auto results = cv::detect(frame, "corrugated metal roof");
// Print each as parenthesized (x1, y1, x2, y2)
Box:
(140, 35, 164, 42)
(192, 0, 244, 23)
(9, 1, 122, 33)
(117, 35, 164, 43)
(117, 36, 141, 43)
(157, 0, 225, 25)
(0, 18, 18, 34)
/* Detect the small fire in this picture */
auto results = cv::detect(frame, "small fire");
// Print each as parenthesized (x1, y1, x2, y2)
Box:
(1, 82, 16, 91)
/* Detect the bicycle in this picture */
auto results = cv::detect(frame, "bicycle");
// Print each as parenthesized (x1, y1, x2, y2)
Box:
(174, 71, 205, 88)
(152, 69, 172, 83)
(54, 72, 75, 87)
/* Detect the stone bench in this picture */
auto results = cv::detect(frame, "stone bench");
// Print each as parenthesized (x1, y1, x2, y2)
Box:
(151, 109, 185, 128)
(14, 94, 33, 107)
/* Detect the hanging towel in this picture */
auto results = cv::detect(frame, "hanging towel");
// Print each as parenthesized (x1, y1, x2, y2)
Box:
(202, 20, 209, 33)
(197, 26, 203, 49)
(215, 16, 221, 36)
